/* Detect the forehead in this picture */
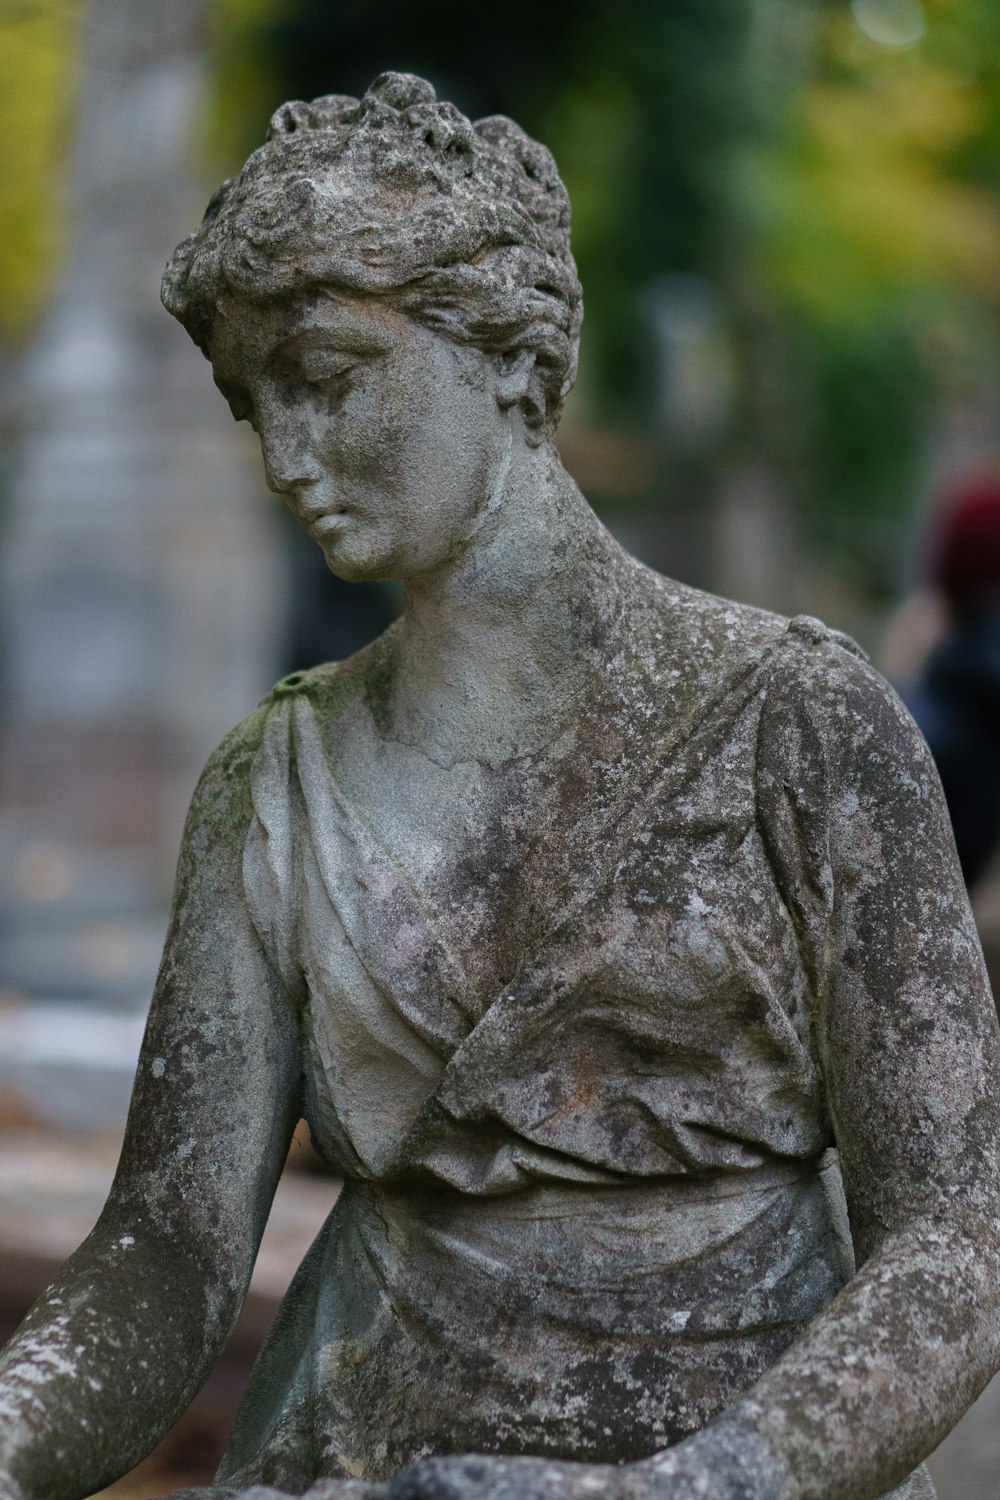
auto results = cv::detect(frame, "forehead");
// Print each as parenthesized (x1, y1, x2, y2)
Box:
(207, 289, 403, 387)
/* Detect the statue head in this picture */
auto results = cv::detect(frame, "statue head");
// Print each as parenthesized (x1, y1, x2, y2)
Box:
(162, 71, 582, 443)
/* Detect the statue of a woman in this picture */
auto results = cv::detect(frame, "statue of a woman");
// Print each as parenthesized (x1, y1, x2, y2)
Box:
(0, 71, 998, 1500)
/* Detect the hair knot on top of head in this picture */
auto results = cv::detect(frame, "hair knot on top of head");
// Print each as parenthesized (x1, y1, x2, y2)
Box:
(162, 71, 582, 439)
(265, 94, 363, 137)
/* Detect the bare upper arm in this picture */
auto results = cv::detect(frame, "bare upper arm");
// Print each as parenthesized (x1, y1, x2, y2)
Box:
(105, 703, 303, 1307)
(814, 654, 1000, 1255)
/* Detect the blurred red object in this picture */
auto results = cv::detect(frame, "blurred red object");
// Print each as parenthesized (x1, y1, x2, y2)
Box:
(928, 467, 1000, 617)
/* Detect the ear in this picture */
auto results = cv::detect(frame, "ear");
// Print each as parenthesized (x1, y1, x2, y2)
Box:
(496, 348, 535, 410)
(495, 348, 546, 444)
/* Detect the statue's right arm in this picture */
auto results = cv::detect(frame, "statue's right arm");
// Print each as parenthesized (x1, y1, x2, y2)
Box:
(0, 705, 302, 1500)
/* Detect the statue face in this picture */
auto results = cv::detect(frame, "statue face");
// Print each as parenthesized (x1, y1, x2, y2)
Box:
(208, 290, 511, 583)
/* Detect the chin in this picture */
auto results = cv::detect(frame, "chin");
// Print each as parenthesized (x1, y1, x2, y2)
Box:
(321, 543, 395, 585)
(319, 531, 447, 585)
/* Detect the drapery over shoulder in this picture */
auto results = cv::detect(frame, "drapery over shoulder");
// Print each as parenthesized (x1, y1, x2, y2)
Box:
(235, 613, 991, 1203)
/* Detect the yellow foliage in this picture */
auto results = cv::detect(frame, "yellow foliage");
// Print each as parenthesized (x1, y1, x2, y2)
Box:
(0, 0, 81, 341)
(752, 7, 1000, 321)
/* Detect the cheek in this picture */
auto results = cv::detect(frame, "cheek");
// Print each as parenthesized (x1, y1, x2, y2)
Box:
(316, 396, 398, 487)
(419, 372, 497, 486)
(428, 431, 491, 512)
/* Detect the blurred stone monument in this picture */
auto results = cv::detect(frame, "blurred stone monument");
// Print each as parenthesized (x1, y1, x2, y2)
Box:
(0, 0, 282, 1124)
(1, 0, 281, 863)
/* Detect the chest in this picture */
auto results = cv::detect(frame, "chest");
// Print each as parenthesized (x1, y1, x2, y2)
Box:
(266, 686, 823, 1178)
(331, 733, 597, 987)
(326, 698, 785, 1009)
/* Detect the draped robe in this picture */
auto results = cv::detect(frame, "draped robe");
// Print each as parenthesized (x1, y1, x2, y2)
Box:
(212, 605, 949, 1500)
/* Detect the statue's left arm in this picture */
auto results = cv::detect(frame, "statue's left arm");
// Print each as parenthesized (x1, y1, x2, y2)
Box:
(640, 642, 1000, 1499)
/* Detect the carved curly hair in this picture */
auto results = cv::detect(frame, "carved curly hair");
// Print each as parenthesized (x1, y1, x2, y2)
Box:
(162, 71, 583, 437)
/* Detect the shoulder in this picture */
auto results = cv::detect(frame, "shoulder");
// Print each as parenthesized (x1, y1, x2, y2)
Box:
(254, 626, 396, 726)
(636, 569, 876, 715)
(762, 613, 928, 776)
(618, 568, 901, 776)
(637, 569, 789, 667)
(622, 569, 792, 729)
(632, 561, 872, 681)
(608, 561, 915, 766)
(755, 615, 951, 881)
(184, 659, 350, 830)
(763, 611, 875, 726)
(199, 698, 272, 788)
(203, 647, 373, 771)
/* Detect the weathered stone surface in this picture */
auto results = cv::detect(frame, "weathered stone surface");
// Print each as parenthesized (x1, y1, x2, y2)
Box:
(1, 70, 999, 1500)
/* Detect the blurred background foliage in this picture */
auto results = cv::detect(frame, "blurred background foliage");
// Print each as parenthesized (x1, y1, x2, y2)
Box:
(0, 0, 81, 338)
(209, 0, 1000, 601)
(2, 0, 999, 603)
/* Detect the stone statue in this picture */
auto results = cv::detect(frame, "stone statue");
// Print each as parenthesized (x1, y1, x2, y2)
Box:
(1, 70, 998, 1500)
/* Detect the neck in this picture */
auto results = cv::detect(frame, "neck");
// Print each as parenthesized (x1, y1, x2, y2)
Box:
(382, 436, 612, 766)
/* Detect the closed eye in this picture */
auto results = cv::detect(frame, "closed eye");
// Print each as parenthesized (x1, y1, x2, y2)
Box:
(302, 363, 357, 401)
(311, 373, 353, 397)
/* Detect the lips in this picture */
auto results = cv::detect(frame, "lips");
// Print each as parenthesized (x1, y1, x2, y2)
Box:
(305, 512, 350, 542)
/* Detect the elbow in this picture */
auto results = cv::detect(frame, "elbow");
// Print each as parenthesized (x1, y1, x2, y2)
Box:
(899, 1202, 1000, 1387)
(74, 1211, 245, 1354)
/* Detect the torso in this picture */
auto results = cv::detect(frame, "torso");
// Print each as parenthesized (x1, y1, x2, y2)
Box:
(225, 573, 866, 1485)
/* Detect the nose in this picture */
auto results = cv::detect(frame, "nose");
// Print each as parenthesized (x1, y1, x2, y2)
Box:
(259, 437, 319, 500)
(255, 391, 321, 498)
